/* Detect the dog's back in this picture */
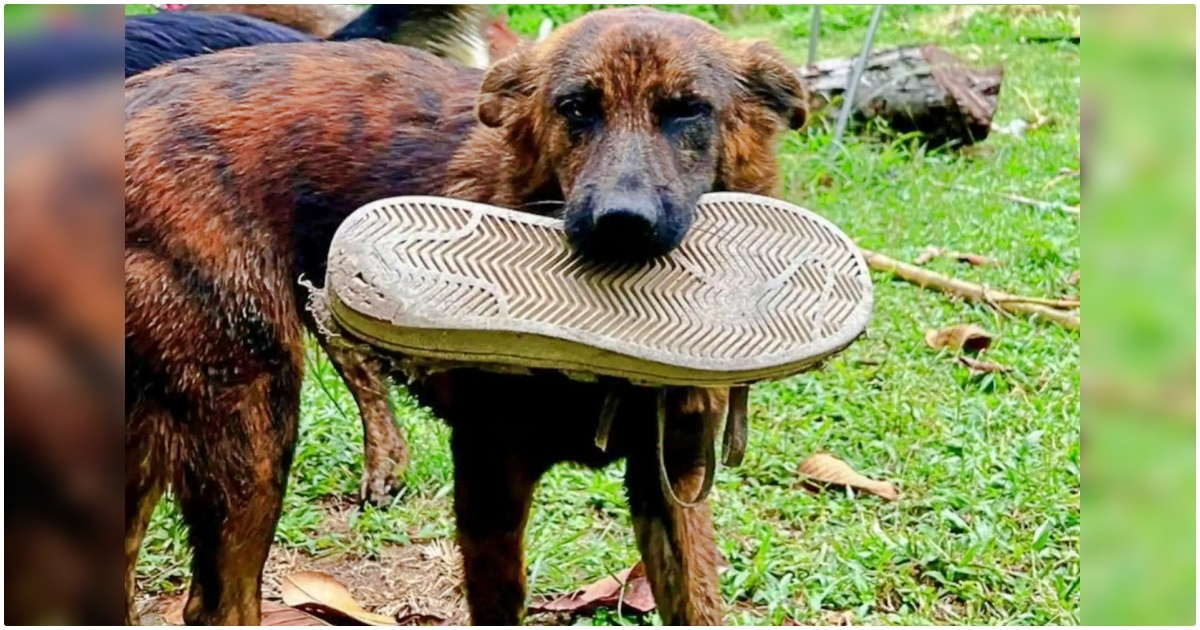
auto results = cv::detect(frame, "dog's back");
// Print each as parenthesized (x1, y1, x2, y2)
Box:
(125, 41, 482, 311)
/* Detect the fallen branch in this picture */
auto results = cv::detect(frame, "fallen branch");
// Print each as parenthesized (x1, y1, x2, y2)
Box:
(945, 184, 1080, 216)
(861, 249, 1080, 330)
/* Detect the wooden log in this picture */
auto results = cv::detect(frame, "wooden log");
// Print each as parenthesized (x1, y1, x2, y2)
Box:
(798, 44, 1004, 149)
(861, 249, 1080, 330)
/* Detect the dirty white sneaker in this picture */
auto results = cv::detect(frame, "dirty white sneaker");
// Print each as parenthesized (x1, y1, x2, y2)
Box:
(320, 192, 872, 387)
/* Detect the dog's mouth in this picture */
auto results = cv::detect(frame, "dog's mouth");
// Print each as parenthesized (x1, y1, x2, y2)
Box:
(563, 192, 693, 264)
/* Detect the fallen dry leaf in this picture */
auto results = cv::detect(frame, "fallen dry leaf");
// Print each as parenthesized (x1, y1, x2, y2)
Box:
(822, 610, 856, 626)
(1067, 270, 1080, 286)
(959, 356, 1012, 375)
(281, 571, 397, 625)
(951, 251, 995, 266)
(262, 601, 331, 626)
(160, 596, 326, 626)
(529, 562, 656, 615)
(924, 324, 995, 353)
(914, 246, 944, 265)
(798, 452, 899, 501)
(161, 594, 186, 626)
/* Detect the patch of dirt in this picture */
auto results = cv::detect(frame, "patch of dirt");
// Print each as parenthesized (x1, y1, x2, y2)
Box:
(139, 538, 468, 625)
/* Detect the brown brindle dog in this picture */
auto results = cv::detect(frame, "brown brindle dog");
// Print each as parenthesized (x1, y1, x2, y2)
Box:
(125, 7, 806, 625)
(9, 84, 125, 625)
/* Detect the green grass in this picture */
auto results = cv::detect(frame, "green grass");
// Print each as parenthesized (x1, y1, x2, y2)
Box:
(130, 4, 1080, 625)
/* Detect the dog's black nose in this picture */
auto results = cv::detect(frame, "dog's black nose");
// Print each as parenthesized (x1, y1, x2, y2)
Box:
(565, 189, 690, 264)
(594, 195, 657, 237)
(585, 192, 661, 261)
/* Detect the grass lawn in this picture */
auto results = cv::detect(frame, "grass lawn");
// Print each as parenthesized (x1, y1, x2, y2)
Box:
(128, 4, 1080, 625)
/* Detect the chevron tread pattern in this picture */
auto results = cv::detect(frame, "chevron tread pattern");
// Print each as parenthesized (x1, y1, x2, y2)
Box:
(327, 193, 871, 373)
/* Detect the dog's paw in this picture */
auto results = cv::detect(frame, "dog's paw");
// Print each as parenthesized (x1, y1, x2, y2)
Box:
(359, 444, 409, 507)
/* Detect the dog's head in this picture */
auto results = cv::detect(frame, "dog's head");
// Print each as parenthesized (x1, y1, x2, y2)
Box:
(477, 7, 807, 263)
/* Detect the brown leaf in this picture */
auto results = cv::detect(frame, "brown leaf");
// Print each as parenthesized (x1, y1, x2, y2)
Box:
(1067, 270, 1080, 285)
(924, 324, 995, 353)
(261, 601, 331, 626)
(528, 562, 656, 615)
(822, 610, 856, 626)
(913, 246, 944, 265)
(958, 356, 1011, 375)
(160, 597, 327, 626)
(280, 571, 397, 625)
(798, 452, 899, 501)
(161, 594, 186, 626)
(951, 251, 995, 266)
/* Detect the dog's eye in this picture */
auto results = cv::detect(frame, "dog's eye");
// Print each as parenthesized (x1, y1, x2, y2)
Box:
(557, 95, 600, 128)
(658, 97, 712, 125)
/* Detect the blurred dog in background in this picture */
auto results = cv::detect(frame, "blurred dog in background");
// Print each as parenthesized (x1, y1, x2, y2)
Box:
(5, 5, 519, 623)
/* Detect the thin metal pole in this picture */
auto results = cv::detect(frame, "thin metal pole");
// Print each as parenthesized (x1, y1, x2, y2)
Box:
(828, 4, 884, 159)
(807, 5, 821, 66)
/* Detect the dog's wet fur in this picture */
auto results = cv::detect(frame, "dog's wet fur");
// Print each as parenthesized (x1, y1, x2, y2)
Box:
(125, 7, 805, 625)
(125, 5, 502, 508)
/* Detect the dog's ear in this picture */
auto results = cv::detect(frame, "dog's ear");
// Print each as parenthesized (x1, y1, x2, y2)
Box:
(478, 50, 533, 128)
(734, 40, 808, 130)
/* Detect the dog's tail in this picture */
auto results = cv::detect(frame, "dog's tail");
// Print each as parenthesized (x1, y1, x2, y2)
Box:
(328, 5, 492, 69)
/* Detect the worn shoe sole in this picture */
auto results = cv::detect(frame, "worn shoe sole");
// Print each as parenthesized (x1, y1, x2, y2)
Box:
(324, 193, 872, 387)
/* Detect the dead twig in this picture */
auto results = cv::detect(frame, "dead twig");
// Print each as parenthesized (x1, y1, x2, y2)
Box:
(1001, 192, 1080, 215)
(1042, 167, 1080, 191)
(861, 249, 1080, 329)
(945, 183, 1080, 216)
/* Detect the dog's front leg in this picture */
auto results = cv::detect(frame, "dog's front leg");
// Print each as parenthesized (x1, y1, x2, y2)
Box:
(317, 340, 409, 507)
(451, 424, 543, 625)
(625, 387, 726, 625)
